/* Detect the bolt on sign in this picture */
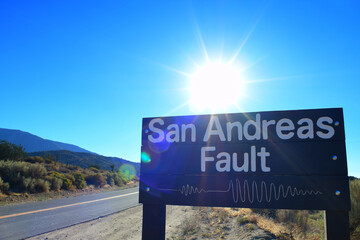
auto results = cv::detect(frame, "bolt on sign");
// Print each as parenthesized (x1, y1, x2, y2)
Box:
(140, 108, 350, 211)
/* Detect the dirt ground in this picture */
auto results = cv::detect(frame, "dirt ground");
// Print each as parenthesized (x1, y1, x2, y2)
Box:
(27, 205, 193, 240)
(168, 207, 280, 240)
(28, 206, 281, 240)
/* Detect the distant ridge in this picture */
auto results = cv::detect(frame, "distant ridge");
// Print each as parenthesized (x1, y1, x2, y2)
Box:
(0, 127, 139, 176)
(0, 128, 94, 153)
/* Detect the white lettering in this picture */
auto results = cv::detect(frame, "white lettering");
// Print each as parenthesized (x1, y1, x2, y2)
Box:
(201, 146, 215, 172)
(148, 118, 164, 143)
(226, 121, 243, 141)
(257, 147, 270, 172)
(201, 145, 271, 173)
(262, 119, 276, 140)
(244, 114, 261, 140)
(166, 124, 179, 142)
(316, 117, 335, 139)
(233, 152, 249, 172)
(297, 118, 314, 139)
(251, 146, 256, 172)
(276, 118, 295, 140)
(203, 116, 226, 142)
(216, 152, 231, 172)
(181, 123, 196, 142)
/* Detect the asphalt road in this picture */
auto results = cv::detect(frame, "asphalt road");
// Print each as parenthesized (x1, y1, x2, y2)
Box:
(0, 187, 139, 240)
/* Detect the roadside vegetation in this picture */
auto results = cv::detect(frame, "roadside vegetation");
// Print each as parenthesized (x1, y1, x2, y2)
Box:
(171, 178, 360, 240)
(350, 178, 360, 239)
(0, 140, 137, 201)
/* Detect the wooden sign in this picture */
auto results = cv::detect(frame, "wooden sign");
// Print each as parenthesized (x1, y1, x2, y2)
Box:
(139, 108, 350, 239)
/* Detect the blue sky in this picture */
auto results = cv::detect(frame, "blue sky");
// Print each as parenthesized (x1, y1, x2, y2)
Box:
(1, 1, 360, 176)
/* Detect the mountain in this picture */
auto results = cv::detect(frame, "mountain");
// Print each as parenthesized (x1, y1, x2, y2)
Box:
(0, 128, 94, 153)
(0, 127, 139, 176)
(29, 150, 140, 177)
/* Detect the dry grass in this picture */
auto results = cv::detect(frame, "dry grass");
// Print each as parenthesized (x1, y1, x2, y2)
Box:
(173, 207, 326, 240)
(180, 216, 199, 236)
(225, 208, 290, 237)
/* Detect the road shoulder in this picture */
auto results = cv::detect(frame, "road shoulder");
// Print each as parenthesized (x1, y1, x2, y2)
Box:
(27, 205, 193, 240)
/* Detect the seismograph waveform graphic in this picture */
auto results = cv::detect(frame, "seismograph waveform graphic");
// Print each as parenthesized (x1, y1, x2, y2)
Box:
(160, 179, 322, 203)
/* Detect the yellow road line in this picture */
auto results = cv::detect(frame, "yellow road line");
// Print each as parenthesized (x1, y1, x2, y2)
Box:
(0, 192, 139, 220)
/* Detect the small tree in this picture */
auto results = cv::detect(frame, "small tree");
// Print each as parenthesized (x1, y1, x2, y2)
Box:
(13, 144, 27, 161)
(0, 140, 13, 160)
(0, 140, 27, 161)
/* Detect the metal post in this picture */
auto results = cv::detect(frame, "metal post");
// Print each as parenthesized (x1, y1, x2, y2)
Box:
(142, 204, 166, 240)
(324, 210, 350, 240)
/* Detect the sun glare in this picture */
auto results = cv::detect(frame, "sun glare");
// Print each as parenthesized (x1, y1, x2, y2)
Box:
(189, 62, 244, 112)
(156, 18, 268, 116)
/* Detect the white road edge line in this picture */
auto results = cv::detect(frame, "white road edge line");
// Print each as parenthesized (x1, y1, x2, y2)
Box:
(0, 191, 139, 220)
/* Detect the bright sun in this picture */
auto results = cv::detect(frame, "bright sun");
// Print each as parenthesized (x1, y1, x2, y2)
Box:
(189, 61, 244, 112)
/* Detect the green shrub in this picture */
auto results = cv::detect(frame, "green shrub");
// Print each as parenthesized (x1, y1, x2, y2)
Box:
(17, 177, 50, 193)
(30, 178, 50, 193)
(28, 163, 47, 178)
(72, 172, 86, 189)
(88, 164, 101, 170)
(24, 156, 45, 164)
(46, 163, 59, 171)
(61, 177, 74, 190)
(0, 177, 10, 194)
(65, 174, 75, 183)
(49, 171, 74, 190)
(0, 161, 48, 192)
(105, 172, 125, 187)
(85, 173, 106, 187)
(46, 176, 63, 191)
(0, 161, 27, 183)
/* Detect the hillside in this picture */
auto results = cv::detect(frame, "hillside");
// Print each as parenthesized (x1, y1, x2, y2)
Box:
(0, 128, 93, 153)
(0, 128, 139, 176)
(29, 150, 140, 177)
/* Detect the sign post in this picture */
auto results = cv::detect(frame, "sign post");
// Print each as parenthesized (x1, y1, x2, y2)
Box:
(142, 204, 166, 240)
(325, 210, 350, 240)
(139, 108, 350, 239)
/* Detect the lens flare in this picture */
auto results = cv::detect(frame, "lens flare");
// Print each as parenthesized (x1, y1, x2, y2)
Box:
(119, 164, 136, 180)
(141, 152, 151, 163)
(148, 138, 171, 153)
